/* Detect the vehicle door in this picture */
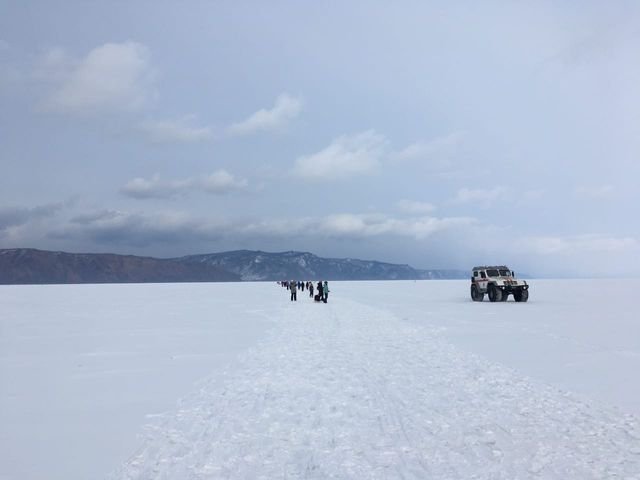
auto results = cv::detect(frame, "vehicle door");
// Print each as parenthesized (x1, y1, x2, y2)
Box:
(477, 270, 489, 291)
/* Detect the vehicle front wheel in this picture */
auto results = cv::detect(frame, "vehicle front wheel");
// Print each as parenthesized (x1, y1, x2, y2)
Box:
(514, 289, 529, 302)
(488, 284, 503, 302)
(471, 284, 484, 302)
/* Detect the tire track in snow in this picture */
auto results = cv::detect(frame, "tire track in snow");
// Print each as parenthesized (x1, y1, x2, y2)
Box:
(109, 297, 640, 479)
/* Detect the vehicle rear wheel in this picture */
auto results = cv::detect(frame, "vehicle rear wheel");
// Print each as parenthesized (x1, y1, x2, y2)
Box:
(488, 284, 503, 302)
(471, 284, 484, 302)
(514, 289, 529, 302)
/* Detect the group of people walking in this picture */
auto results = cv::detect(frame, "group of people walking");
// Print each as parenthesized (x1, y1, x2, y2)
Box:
(279, 280, 330, 303)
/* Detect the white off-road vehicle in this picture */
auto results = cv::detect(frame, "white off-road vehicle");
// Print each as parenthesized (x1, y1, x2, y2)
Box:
(470, 266, 529, 302)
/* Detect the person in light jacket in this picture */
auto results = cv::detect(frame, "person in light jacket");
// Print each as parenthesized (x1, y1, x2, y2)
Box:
(323, 281, 329, 303)
(290, 280, 297, 301)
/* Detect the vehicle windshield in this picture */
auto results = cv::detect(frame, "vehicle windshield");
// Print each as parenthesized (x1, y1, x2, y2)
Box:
(486, 269, 499, 277)
(499, 269, 511, 276)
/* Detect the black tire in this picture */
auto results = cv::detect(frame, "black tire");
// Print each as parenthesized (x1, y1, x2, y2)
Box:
(488, 284, 503, 302)
(471, 284, 484, 302)
(514, 289, 529, 302)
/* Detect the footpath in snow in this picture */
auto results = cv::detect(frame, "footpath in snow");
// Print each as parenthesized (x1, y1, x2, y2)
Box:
(110, 295, 640, 480)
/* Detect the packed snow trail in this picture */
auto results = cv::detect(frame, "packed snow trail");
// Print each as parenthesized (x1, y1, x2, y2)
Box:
(110, 297, 640, 479)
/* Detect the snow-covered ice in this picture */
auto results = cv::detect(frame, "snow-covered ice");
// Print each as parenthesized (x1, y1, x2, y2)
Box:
(1, 280, 640, 479)
(0, 283, 270, 480)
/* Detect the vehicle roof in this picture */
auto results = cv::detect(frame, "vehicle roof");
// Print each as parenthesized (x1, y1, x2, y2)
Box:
(472, 265, 510, 270)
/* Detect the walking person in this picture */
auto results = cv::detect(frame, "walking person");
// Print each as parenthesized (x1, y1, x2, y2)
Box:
(316, 281, 323, 302)
(309, 281, 314, 298)
(290, 280, 297, 301)
(323, 281, 330, 303)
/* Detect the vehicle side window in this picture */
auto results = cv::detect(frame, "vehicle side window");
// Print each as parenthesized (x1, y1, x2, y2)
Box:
(474, 271, 478, 277)
(480, 271, 486, 279)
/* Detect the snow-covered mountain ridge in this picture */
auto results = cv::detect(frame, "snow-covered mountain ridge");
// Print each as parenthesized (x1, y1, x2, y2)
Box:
(179, 250, 468, 281)
(0, 248, 467, 284)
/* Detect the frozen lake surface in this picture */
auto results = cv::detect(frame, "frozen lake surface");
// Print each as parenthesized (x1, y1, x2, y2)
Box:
(1, 280, 639, 479)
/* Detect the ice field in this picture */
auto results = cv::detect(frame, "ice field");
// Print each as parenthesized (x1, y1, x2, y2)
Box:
(1, 280, 640, 479)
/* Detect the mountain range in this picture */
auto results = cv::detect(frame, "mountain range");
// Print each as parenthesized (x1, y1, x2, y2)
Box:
(0, 248, 468, 285)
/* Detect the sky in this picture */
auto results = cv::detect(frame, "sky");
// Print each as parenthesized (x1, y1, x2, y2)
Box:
(1, 1, 639, 277)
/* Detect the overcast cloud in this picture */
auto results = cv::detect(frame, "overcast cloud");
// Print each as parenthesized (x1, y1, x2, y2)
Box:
(1, 1, 639, 276)
(39, 42, 155, 114)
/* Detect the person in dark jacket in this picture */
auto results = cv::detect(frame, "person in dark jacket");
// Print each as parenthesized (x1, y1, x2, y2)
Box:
(309, 281, 314, 298)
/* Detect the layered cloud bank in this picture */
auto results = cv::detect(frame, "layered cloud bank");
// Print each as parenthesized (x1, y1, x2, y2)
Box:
(121, 171, 248, 199)
(3, 198, 638, 277)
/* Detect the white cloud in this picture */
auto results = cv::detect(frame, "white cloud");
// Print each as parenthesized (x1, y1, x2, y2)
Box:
(574, 185, 614, 199)
(227, 93, 302, 136)
(69, 210, 196, 232)
(138, 116, 214, 143)
(390, 132, 465, 166)
(287, 130, 465, 183)
(241, 213, 474, 240)
(199, 170, 248, 193)
(120, 175, 191, 199)
(453, 187, 509, 207)
(396, 199, 437, 214)
(520, 234, 639, 255)
(41, 42, 155, 114)
(121, 171, 247, 199)
(237, 217, 315, 237)
(294, 130, 388, 181)
(319, 214, 472, 239)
